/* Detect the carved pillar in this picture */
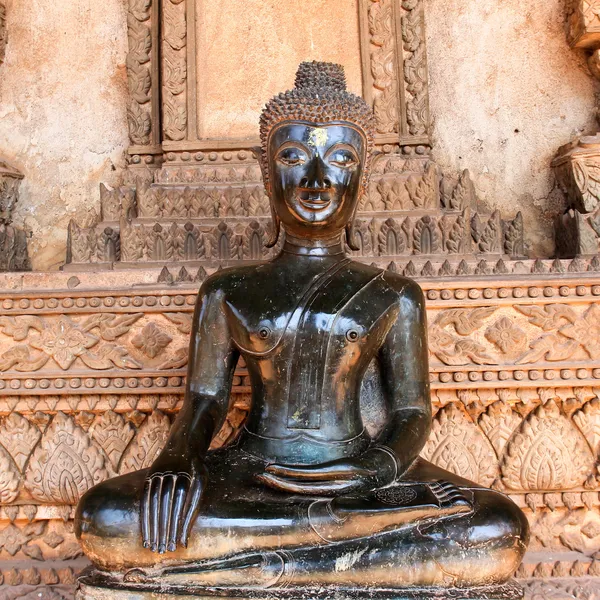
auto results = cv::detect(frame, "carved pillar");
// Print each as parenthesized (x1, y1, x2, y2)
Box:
(126, 0, 162, 178)
(553, 0, 600, 256)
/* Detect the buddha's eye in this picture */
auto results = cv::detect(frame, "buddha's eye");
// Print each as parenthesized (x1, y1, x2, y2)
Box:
(328, 149, 358, 168)
(276, 147, 307, 167)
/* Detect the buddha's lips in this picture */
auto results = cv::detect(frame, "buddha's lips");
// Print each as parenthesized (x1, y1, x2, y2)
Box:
(298, 190, 332, 211)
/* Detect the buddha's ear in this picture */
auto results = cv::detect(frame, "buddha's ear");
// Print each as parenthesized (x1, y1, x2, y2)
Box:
(252, 146, 269, 196)
(252, 145, 280, 248)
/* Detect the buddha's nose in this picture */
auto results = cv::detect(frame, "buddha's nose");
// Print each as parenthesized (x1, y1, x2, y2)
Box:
(301, 156, 331, 190)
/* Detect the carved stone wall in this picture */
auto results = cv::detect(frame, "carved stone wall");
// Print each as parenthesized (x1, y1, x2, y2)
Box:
(1, 0, 600, 598)
(65, 0, 525, 271)
(2, 269, 600, 597)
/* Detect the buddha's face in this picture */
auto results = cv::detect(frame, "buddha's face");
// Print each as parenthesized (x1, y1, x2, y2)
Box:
(268, 122, 366, 238)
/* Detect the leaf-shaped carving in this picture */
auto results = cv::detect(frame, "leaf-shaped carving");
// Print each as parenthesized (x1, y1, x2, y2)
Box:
(0, 445, 20, 504)
(120, 220, 144, 262)
(516, 333, 580, 365)
(163, 312, 193, 334)
(163, 0, 187, 51)
(478, 401, 522, 458)
(120, 411, 171, 474)
(515, 304, 576, 331)
(434, 307, 497, 335)
(127, 100, 151, 146)
(501, 400, 594, 491)
(129, 0, 151, 23)
(433, 338, 496, 366)
(24, 412, 108, 504)
(81, 313, 144, 341)
(573, 398, 600, 458)
(422, 403, 499, 486)
(0, 316, 43, 341)
(90, 411, 135, 471)
(80, 344, 142, 370)
(573, 158, 600, 213)
(158, 346, 188, 370)
(163, 96, 187, 142)
(0, 414, 41, 472)
(405, 163, 437, 209)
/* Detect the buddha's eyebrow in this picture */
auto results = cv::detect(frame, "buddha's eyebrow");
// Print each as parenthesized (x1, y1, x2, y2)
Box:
(276, 140, 311, 155)
(324, 142, 360, 159)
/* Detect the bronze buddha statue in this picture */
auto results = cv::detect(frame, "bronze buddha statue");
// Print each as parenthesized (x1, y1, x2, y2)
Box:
(75, 62, 529, 597)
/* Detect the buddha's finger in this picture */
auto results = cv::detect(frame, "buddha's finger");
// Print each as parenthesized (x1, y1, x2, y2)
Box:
(141, 478, 151, 548)
(149, 476, 162, 552)
(169, 477, 189, 552)
(257, 473, 355, 495)
(180, 478, 203, 547)
(158, 475, 175, 553)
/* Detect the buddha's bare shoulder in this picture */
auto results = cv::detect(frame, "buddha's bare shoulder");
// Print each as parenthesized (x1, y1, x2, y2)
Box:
(194, 261, 288, 304)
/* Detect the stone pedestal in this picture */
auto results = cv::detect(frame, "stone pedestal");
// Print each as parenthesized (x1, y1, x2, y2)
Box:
(76, 570, 524, 600)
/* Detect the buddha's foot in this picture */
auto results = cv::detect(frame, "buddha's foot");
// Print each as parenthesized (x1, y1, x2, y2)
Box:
(77, 568, 525, 600)
(123, 552, 290, 588)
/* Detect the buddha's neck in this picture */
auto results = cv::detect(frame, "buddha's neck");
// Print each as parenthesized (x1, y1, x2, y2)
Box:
(281, 232, 346, 258)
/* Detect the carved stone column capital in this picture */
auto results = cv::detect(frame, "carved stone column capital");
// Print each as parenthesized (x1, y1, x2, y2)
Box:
(553, 135, 600, 256)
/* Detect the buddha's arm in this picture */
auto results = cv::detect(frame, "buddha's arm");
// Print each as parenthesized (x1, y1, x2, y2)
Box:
(375, 278, 432, 476)
(141, 279, 238, 553)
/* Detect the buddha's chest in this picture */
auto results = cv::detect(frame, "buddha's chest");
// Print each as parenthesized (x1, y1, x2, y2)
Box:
(225, 269, 399, 429)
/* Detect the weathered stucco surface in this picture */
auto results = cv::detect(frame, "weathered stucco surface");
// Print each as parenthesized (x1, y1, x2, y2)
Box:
(426, 0, 599, 257)
(0, 0, 598, 269)
(0, 0, 129, 270)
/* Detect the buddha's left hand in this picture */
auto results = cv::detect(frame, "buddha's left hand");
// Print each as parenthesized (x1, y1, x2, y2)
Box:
(257, 448, 397, 495)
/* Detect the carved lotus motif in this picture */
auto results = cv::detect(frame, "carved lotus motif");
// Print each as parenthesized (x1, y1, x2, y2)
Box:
(422, 403, 499, 487)
(24, 412, 107, 504)
(29, 317, 98, 370)
(478, 401, 522, 458)
(502, 399, 595, 491)
(131, 323, 173, 358)
(0, 413, 41, 472)
(485, 317, 526, 353)
(0, 445, 20, 504)
(120, 411, 171, 474)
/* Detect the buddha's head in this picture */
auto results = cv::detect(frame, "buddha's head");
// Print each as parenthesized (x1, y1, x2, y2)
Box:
(259, 61, 374, 248)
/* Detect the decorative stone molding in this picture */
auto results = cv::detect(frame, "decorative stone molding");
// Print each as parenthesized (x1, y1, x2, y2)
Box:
(65, 159, 524, 269)
(125, 0, 161, 175)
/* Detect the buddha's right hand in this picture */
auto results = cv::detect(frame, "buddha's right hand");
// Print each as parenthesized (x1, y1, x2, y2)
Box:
(140, 452, 207, 553)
